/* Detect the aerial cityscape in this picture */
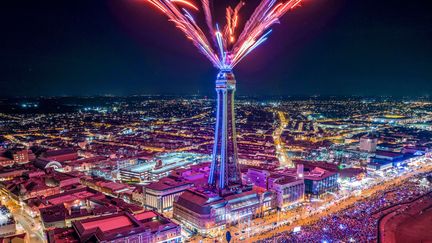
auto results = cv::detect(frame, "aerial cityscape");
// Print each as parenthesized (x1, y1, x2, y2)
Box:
(1, 0, 431, 243)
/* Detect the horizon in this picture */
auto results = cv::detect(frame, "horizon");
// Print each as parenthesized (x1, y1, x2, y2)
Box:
(1, 94, 432, 100)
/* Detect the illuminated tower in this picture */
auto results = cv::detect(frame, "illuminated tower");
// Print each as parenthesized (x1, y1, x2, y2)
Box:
(208, 70, 242, 192)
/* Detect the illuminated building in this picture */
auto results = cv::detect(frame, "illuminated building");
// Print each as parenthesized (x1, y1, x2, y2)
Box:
(246, 168, 271, 189)
(119, 153, 210, 183)
(0, 170, 80, 201)
(268, 175, 304, 210)
(12, 149, 30, 164)
(143, 177, 193, 213)
(246, 167, 305, 210)
(303, 167, 338, 198)
(367, 160, 393, 171)
(359, 134, 378, 153)
(374, 150, 404, 161)
(47, 211, 181, 243)
(367, 150, 406, 170)
(0, 149, 32, 167)
(174, 187, 271, 236)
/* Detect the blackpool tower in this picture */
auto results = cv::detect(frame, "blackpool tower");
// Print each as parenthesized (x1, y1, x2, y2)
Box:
(208, 70, 242, 193)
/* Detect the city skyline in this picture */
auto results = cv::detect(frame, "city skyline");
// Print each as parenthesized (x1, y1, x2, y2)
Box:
(1, 0, 431, 97)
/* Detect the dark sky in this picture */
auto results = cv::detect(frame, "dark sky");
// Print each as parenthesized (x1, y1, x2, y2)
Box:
(1, 0, 431, 97)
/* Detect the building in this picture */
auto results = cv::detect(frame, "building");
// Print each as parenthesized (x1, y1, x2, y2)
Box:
(42, 148, 79, 163)
(374, 150, 404, 161)
(0, 167, 28, 182)
(12, 150, 30, 164)
(0, 170, 80, 202)
(245, 167, 305, 210)
(359, 134, 378, 153)
(367, 160, 393, 171)
(46, 211, 181, 243)
(132, 186, 145, 205)
(268, 175, 304, 210)
(37, 186, 146, 229)
(303, 167, 338, 197)
(34, 158, 63, 170)
(246, 168, 271, 189)
(81, 177, 133, 198)
(174, 187, 267, 236)
(143, 177, 192, 213)
(120, 153, 210, 184)
(0, 149, 33, 167)
(62, 156, 107, 173)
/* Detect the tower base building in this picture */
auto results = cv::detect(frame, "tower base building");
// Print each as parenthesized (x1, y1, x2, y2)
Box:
(173, 186, 272, 236)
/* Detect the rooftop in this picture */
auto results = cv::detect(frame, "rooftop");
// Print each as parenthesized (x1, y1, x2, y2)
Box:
(145, 177, 192, 191)
(81, 215, 133, 232)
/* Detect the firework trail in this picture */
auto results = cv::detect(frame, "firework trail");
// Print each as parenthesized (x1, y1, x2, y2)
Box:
(145, 0, 303, 70)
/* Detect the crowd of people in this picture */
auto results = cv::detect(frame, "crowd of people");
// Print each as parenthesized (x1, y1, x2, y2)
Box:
(259, 172, 432, 243)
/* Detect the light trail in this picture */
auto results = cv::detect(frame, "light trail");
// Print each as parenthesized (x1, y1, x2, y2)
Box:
(170, 0, 199, 11)
(143, 0, 304, 70)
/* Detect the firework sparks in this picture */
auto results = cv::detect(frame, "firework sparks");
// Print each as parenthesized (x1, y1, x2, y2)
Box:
(145, 0, 303, 70)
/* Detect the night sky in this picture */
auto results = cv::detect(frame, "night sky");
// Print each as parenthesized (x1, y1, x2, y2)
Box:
(1, 0, 431, 97)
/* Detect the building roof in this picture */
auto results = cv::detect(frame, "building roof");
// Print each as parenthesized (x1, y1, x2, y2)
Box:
(303, 167, 338, 181)
(145, 177, 192, 191)
(81, 215, 133, 232)
(134, 211, 157, 221)
(273, 175, 301, 185)
(44, 148, 77, 157)
(67, 211, 179, 242)
(73, 212, 146, 242)
(40, 204, 68, 223)
(45, 187, 100, 205)
(175, 190, 215, 215)
(375, 150, 403, 158)
(175, 186, 260, 216)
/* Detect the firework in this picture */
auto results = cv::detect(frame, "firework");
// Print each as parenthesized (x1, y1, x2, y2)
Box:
(145, 0, 303, 70)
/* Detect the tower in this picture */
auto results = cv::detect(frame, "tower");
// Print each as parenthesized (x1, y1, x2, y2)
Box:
(208, 70, 242, 192)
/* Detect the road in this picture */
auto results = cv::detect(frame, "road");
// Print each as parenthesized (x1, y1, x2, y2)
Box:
(0, 196, 46, 243)
(273, 111, 293, 167)
(13, 212, 45, 243)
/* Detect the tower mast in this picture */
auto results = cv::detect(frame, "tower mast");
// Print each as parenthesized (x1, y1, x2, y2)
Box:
(208, 70, 242, 193)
